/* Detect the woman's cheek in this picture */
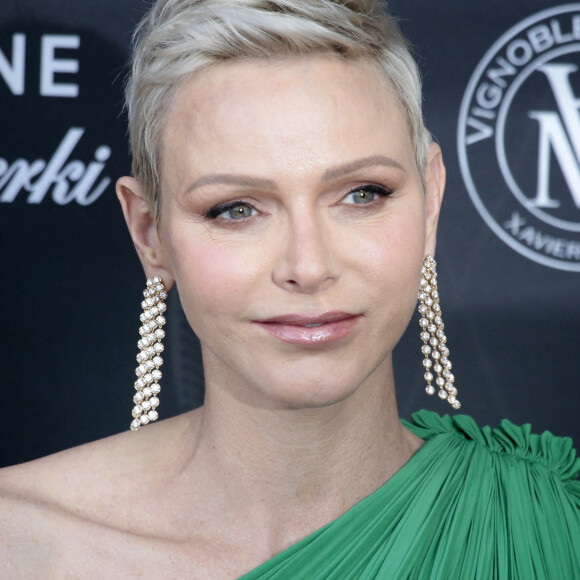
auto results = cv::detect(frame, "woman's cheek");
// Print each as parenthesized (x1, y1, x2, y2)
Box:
(171, 235, 263, 302)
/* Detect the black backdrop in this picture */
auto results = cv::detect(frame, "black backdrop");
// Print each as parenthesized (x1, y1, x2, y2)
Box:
(1, 0, 578, 468)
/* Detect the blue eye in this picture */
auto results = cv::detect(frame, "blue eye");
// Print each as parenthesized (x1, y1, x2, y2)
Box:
(343, 185, 392, 204)
(206, 201, 257, 220)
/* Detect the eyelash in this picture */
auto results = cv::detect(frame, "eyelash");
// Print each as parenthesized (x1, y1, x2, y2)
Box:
(343, 184, 394, 204)
(204, 200, 258, 220)
(203, 184, 394, 221)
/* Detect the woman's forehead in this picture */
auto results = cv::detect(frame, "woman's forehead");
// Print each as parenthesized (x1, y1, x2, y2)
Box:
(171, 55, 399, 116)
(160, 55, 414, 177)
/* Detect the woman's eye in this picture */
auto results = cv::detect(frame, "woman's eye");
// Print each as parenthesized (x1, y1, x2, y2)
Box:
(206, 202, 257, 220)
(342, 185, 392, 205)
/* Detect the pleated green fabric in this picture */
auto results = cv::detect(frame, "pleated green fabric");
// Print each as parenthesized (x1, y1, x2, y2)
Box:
(241, 410, 580, 579)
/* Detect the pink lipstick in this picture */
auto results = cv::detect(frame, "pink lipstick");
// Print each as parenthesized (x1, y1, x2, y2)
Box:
(254, 312, 361, 345)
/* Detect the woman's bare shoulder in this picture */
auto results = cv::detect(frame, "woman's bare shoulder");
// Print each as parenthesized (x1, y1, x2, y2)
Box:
(0, 411, 197, 529)
(0, 409, 255, 577)
(0, 411, 202, 574)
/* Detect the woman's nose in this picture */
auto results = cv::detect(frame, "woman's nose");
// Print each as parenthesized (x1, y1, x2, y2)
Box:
(271, 211, 340, 294)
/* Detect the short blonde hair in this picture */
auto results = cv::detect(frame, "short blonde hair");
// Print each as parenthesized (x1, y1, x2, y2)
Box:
(125, 0, 431, 220)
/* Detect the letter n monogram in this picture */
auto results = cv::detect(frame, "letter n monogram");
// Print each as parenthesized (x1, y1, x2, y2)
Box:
(528, 64, 580, 209)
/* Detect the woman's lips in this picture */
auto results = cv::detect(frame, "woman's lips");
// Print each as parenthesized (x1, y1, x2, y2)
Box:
(253, 312, 361, 345)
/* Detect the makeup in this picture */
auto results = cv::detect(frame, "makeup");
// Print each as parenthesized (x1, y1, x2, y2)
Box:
(254, 312, 361, 345)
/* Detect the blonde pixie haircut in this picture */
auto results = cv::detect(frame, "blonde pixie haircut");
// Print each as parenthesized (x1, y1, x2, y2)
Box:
(126, 0, 431, 221)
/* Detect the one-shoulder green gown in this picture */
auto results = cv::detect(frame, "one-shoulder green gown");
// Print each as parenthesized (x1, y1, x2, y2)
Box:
(242, 410, 580, 579)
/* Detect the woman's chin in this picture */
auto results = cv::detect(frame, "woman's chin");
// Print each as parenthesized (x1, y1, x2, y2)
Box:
(244, 374, 371, 411)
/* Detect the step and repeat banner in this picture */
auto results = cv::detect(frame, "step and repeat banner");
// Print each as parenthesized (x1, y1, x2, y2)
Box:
(1, 0, 578, 466)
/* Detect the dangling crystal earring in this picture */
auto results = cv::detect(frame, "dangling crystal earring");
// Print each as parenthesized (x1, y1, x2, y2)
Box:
(130, 276, 167, 431)
(418, 255, 460, 409)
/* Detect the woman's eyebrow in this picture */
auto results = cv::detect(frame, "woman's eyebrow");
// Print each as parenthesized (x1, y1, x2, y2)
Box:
(323, 155, 404, 180)
(185, 155, 404, 195)
(185, 174, 276, 194)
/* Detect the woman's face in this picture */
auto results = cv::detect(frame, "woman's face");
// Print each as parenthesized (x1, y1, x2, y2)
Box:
(124, 55, 444, 410)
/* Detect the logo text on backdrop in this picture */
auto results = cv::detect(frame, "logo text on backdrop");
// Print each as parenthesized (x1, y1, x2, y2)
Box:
(458, 5, 580, 271)
(0, 34, 112, 205)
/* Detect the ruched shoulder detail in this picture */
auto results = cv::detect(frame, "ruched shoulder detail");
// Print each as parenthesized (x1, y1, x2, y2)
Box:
(405, 409, 580, 487)
(245, 411, 580, 579)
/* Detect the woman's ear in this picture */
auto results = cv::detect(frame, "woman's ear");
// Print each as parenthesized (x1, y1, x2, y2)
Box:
(116, 176, 175, 288)
(424, 142, 446, 256)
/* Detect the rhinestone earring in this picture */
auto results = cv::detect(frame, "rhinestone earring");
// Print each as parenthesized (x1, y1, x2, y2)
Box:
(418, 255, 460, 409)
(130, 276, 167, 431)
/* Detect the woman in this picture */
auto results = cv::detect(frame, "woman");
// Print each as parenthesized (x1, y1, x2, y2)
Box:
(1, 0, 578, 577)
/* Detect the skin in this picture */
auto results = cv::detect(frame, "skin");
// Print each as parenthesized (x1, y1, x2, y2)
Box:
(0, 55, 446, 578)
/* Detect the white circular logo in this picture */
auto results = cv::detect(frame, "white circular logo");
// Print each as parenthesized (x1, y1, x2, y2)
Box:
(458, 4, 580, 271)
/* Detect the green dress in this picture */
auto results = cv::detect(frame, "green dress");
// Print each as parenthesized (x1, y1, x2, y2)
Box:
(242, 410, 580, 579)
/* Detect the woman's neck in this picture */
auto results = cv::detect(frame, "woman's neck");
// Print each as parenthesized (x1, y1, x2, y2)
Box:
(170, 368, 423, 553)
